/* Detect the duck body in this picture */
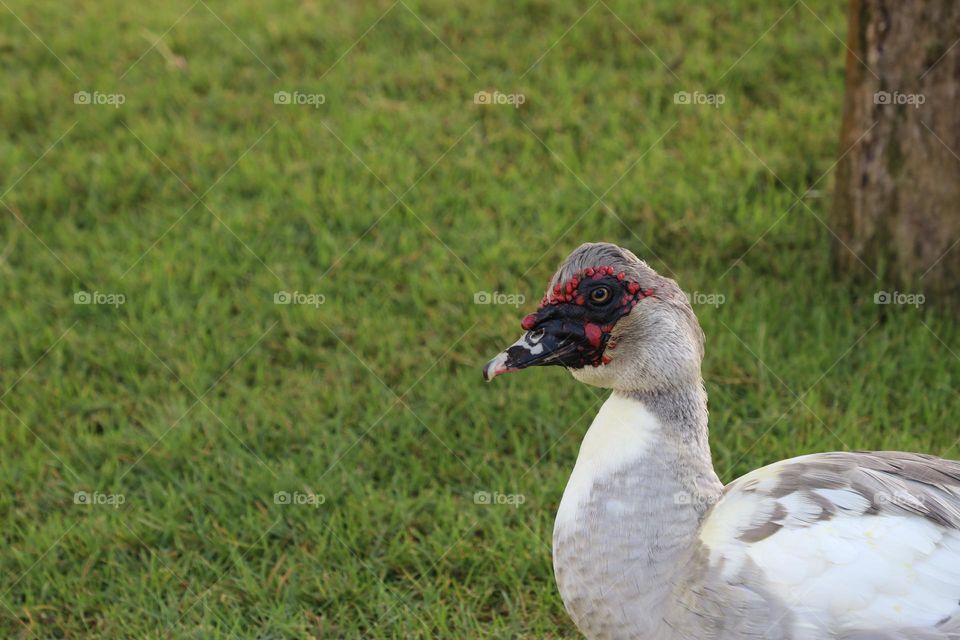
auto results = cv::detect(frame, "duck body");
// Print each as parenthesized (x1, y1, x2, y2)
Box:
(554, 391, 960, 639)
(484, 242, 960, 639)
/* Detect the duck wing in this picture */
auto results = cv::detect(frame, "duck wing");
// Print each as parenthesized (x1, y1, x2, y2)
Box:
(698, 451, 960, 638)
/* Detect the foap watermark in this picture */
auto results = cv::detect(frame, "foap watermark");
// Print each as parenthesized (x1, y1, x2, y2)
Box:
(473, 490, 525, 508)
(674, 91, 725, 108)
(74, 291, 125, 307)
(873, 91, 925, 108)
(274, 490, 325, 508)
(673, 491, 721, 508)
(274, 90, 326, 108)
(74, 91, 125, 108)
(74, 491, 126, 509)
(684, 291, 726, 308)
(474, 291, 525, 307)
(473, 90, 526, 108)
(274, 291, 326, 307)
(874, 290, 925, 308)
(874, 490, 924, 509)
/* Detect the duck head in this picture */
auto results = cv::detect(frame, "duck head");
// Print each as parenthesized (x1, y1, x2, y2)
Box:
(483, 242, 704, 392)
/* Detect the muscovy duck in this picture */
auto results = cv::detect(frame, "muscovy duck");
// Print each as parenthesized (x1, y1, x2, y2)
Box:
(484, 242, 960, 640)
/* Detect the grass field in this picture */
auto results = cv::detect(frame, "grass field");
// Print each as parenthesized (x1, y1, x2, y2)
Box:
(1, 1, 958, 637)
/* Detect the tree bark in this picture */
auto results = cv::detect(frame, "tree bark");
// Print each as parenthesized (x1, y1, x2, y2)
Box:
(833, 0, 960, 299)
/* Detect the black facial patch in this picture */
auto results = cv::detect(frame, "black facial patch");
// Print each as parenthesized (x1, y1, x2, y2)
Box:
(515, 266, 654, 369)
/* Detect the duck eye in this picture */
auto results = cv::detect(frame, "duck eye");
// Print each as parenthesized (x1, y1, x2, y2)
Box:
(589, 286, 611, 304)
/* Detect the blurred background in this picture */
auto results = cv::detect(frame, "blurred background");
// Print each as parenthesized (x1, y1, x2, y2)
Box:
(1, 1, 958, 637)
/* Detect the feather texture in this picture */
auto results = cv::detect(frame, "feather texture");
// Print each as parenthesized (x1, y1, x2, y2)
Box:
(701, 452, 960, 637)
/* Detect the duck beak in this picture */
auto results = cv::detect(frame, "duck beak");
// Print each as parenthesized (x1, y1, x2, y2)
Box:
(482, 335, 525, 381)
(482, 327, 579, 381)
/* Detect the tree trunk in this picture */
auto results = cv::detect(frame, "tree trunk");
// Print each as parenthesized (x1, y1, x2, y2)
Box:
(833, 0, 960, 299)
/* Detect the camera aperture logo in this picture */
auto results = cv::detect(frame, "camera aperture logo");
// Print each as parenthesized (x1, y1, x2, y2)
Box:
(74, 291, 126, 307)
(473, 90, 526, 108)
(274, 90, 326, 108)
(474, 291, 525, 307)
(473, 490, 525, 508)
(274, 490, 325, 508)
(674, 91, 725, 108)
(74, 491, 125, 509)
(873, 91, 925, 108)
(74, 91, 125, 108)
(874, 290, 925, 308)
(274, 291, 326, 307)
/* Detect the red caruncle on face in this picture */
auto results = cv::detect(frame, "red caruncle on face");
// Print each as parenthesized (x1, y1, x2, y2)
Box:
(517, 265, 654, 369)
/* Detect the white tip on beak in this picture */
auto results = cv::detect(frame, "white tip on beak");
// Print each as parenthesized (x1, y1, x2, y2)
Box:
(483, 350, 511, 382)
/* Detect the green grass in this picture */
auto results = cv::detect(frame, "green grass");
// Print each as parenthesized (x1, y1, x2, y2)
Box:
(1, 0, 958, 637)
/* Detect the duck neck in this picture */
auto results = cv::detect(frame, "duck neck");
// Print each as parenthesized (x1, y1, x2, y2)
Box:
(625, 382, 720, 499)
(552, 382, 723, 638)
